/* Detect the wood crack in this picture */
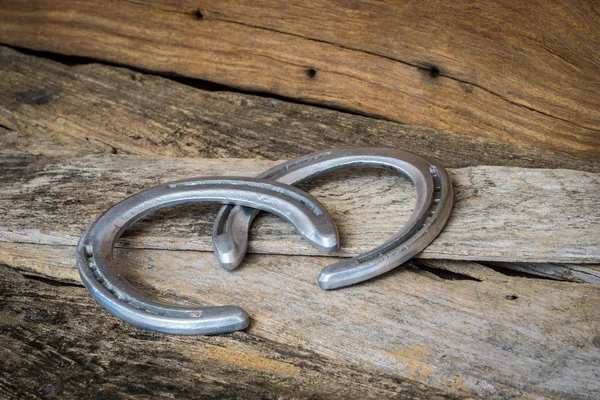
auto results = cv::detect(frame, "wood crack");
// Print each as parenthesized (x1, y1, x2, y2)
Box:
(21, 273, 83, 287)
(109, 0, 598, 134)
(445, 74, 598, 133)
(201, 16, 599, 134)
(2, 240, 596, 285)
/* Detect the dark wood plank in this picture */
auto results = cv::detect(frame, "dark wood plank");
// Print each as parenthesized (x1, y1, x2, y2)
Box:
(2, 243, 599, 399)
(0, 264, 451, 400)
(1, 46, 597, 172)
(0, 0, 598, 157)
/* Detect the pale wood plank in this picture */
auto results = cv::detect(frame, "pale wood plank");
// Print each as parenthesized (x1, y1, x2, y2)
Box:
(1, 153, 598, 263)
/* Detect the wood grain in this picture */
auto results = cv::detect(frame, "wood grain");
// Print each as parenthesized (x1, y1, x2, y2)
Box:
(1, 46, 597, 172)
(1, 153, 598, 264)
(1, 43, 599, 399)
(0, 1, 598, 157)
(1, 244, 599, 399)
(0, 264, 452, 400)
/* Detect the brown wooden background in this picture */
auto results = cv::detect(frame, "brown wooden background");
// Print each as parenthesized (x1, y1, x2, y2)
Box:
(1, 1, 599, 399)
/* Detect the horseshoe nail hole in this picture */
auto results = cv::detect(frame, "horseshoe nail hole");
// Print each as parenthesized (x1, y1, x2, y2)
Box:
(306, 68, 317, 78)
(194, 9, 204, 20)
(504, 295, 518, 300)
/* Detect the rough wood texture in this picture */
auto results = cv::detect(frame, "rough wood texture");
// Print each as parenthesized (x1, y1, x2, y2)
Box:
(2, 244, 599, 399)
(1, 46, 599, 399)
(0, 265, 454, 400)
(1, 46, 597, 172)
(0, 1, 599, 157)
(2, 153, 598, 263)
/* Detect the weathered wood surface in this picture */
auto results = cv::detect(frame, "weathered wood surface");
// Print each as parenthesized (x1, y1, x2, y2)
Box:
(2, 153, 598, 263)
(3, 227, 599, 288)
(0, 265, 454, 400)
(2, 46, 597, 172)
(1, 46, 599, 399)
(0, 1, 599, 157)
(2, 243, 599, 399)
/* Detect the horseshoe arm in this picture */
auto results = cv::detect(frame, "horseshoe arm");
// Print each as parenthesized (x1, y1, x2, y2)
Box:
(77, 177, 339, 335)
(213, 148, 453, 289)
(317, 163, 453, 289)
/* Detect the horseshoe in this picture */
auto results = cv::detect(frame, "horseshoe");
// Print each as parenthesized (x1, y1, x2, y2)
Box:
(77, 177, 339, 335)
(213, 148, 453, 290)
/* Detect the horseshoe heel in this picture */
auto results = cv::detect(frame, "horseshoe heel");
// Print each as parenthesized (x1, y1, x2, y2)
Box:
(212, 148, 453, 290)
(77, 177, 339, 335)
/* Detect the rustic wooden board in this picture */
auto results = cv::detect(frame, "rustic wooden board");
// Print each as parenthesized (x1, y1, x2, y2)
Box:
(1, 244, 599, 399)
(3, 237, 599, 288)
(1, 46, 597, 172)
(0, 264, 455, 400)
(0, 2, 599, 157)
(1, 43, 599, 400)
(2, 153, 598, 263)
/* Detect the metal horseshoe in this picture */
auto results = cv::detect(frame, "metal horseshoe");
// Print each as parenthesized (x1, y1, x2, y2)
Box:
(77, 177, 339, 335)
(213, 148, 453, 290)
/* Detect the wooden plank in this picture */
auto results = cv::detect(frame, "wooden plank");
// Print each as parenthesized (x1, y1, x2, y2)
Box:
(2, 46, 597, 172)
(0, 264, 450, 400)
(1, 153, 598, 263)
(1, 244, 599, 398)
(4, 239, 598, 287)
(0, 1, 598, 158)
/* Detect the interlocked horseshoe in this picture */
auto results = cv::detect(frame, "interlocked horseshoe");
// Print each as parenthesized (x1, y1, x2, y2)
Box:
(213, 148, 453, 290)
(76, 177, 339, 335)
